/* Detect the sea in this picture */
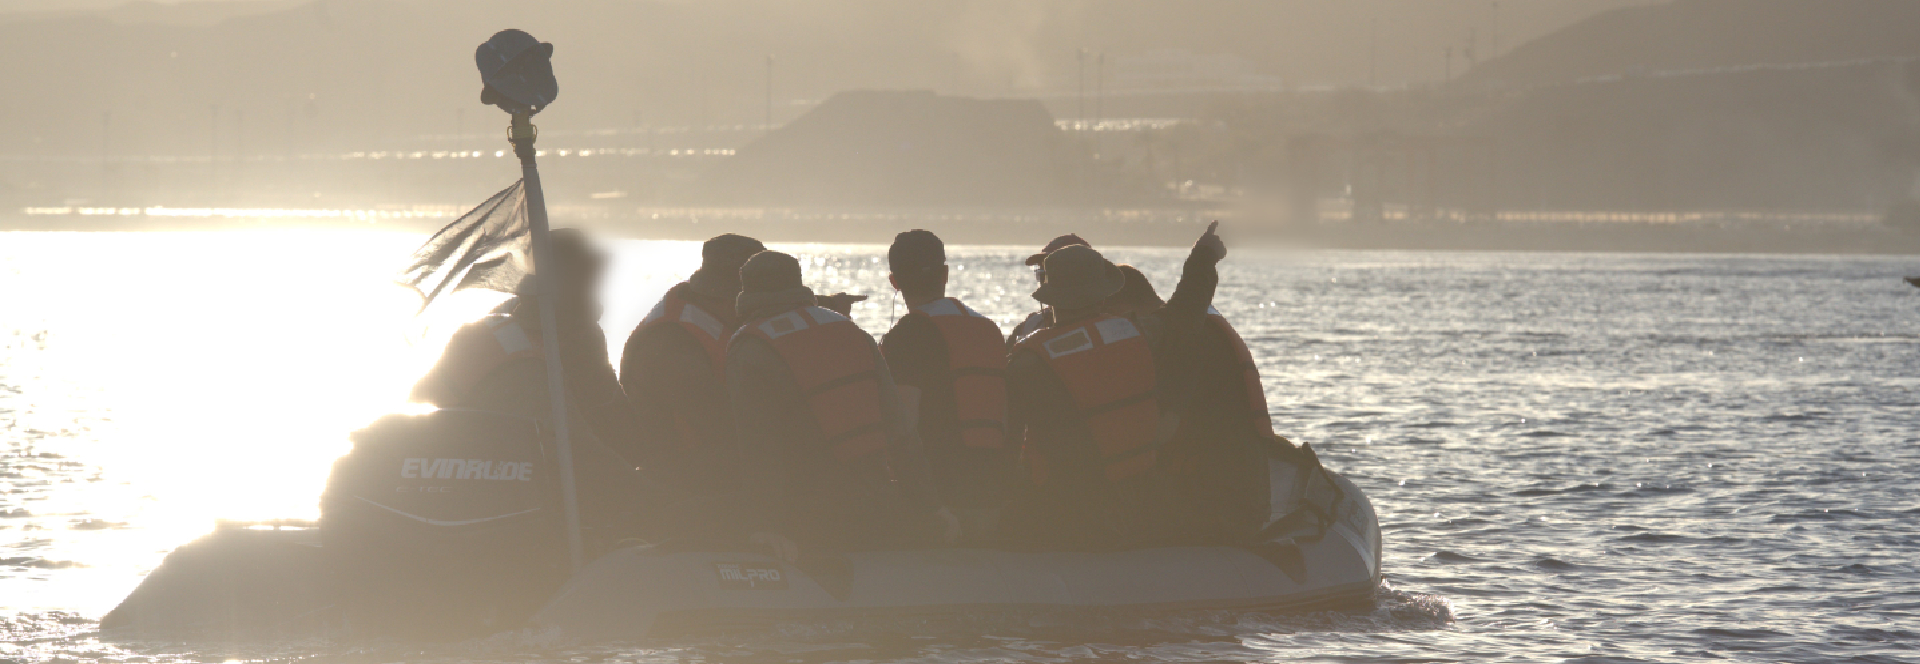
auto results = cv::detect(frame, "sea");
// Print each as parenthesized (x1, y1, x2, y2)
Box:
(2, 229, 1916, 663)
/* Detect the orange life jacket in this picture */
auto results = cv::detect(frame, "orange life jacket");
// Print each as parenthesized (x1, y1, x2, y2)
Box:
(413, 314, 543, 407)
(1014, 315, 1160, 483)
(637, 287, 731, 379)
(887, 297, 1008, 449)
(736, 305, 889, 464)
(635, 288, 734, 452)
(1207, 307, 1273, 431)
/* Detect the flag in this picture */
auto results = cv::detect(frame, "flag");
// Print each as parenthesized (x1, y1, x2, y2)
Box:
(397, 181, 530, 314)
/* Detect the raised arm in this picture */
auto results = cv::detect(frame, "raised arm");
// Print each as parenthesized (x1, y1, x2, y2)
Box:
(1163, 221, 1226, 317)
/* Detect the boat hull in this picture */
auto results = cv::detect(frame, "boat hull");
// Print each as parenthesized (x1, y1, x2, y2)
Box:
(103, 442, 1382, 641)
(534, 466, 1381, 639)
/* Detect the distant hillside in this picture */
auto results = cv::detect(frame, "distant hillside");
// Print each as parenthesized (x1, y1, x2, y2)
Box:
(1462, 61, 1920, 211)
(697, 91, 1083, 206)
(0, 0, 1633, 158)
(1462, 0, 1920, 89)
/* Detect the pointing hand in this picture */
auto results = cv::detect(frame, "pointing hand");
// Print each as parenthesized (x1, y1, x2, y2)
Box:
(1194, 221, 1226, 264)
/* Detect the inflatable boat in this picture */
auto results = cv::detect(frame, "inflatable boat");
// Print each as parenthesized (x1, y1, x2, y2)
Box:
(102, 410, 1382, 640)
(536, 460, 1379, 639)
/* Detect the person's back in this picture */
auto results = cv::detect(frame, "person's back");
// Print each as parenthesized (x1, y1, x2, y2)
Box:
(1100, 265, 1278, 542)
(725, 250, 954, 560)
(1000, 227, 1226, 550)
(410, 310, 542, 411)
(619, 234, 763, 490)
(880, 230, 1013, 541)
(1166, 306, 1281, 539)
(341, 230, 646, 634)
(1003, 310, 1164, 549)
(408, 231, 649, 548)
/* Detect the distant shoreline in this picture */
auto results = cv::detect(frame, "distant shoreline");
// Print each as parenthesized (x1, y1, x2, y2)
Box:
(5, 212, 1920, 255)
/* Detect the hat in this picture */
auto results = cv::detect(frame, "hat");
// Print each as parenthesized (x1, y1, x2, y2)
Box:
(1032, 245, 1125, 309)
(739, 250, 803, 294)
(702, 233, 765, 270)
(1024, 233, 1090, 267)
(889, 229, 945, 274)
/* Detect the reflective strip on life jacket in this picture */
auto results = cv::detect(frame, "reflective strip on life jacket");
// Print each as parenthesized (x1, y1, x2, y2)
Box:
(638, 289, 730, 380)
(740, 306, 889, 464)
(1207, 306, 1272, 430)
(1016, 315, 1160, 483)
(897, 297, 1007, 449)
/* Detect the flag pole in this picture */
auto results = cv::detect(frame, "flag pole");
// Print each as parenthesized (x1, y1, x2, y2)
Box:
(509, 112, 585, 572)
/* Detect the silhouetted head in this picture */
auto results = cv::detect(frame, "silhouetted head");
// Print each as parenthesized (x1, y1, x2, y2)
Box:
(1032, 244, 1124, 315)
(698, 233, 766, 291)
(888, 229, 949, 300)
(517, 228, 608, 321)
(1025, 233, 1089, 267)
(1025, 233, 1090, 285)
(739, 250, 804, 294)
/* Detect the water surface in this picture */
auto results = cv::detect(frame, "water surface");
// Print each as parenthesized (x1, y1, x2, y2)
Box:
(2, 231, 1916, 662)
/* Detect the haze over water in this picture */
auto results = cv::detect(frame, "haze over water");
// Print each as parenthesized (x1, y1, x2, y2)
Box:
(2, 230, 1917, 662)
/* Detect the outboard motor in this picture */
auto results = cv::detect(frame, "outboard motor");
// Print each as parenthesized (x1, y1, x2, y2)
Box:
(321, 409, 565, 638)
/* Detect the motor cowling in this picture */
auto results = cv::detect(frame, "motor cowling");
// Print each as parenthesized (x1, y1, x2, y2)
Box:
(320, 409, 566, 638)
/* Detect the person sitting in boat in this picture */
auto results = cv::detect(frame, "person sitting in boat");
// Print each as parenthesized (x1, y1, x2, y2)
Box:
(1006, 233, 1092, 350)
(618, 234, 764, 493)
(1102, 263, 1286, 543)
(724, 250, 959, 561)
(409, 229, 650, 549)
(999, 224, 1226, 550)
(879, 230, 1015, 544)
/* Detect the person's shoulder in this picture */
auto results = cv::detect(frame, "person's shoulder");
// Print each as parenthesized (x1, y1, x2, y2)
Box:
(627, 316, 696, 346)
(1008, 309, 1046, 337)
(885, 309, 938, 338)
(1136, 309, 1177, 341)
(726, 329, 784, 362)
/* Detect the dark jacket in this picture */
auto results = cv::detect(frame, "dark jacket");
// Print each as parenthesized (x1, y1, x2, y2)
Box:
(1162, 312, 1279, 539)
(725, 287, 943, 551)
(618, 280, 738, 488)
(1000, 246, 1220, 548)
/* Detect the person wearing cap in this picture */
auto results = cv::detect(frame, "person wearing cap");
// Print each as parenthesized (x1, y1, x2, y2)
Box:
(409, 228, 651, 552)
(1098, 263, 1285, 542)
(1006, 234, 1091, 350)
(617, 234, 764, 488)
(724, 251, 959, 561)
(879, 230, 1015, 543)
(999, 224, 1227, 550)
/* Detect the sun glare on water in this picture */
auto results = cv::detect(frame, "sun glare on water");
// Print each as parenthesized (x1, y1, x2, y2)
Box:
(4, 229, 713, 612)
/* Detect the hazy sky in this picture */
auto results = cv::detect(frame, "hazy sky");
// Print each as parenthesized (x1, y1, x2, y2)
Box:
(0, 0, 1655, 155)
